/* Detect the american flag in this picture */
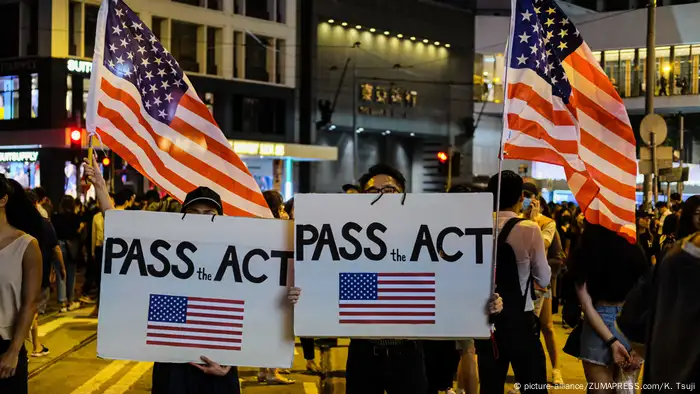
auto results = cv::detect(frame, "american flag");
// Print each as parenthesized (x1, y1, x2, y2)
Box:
(146, 294, 244, 351)
(86, 0, 272, 218)
(339, 273, 436, 325)
(502, 0, 637, 242)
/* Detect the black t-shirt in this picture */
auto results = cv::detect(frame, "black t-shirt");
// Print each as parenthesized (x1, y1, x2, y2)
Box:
(37, 219, 59, 288)
(571, 234, 649, 304)
(52, 213, 81, 241)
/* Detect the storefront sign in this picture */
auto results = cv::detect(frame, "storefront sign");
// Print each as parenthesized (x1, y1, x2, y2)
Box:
(67, 59, 93, 74)
(0, 151, 39, 162)
(0, 60, 37, 73)
(231, 141, 285, 157)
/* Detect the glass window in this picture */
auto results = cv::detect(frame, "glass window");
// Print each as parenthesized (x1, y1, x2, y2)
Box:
(66, 75, 73, 118)
(656, 46, 671, 96)
(233, 32, 240, 78)
(207, 0, 222, 10)
(276, 0, 286, 23)
(245, 34, 271, 82)
(171, 21, 200, 73)
(31, 73, 39, 118)
(206, 27, 219, 75)
(84, 4, 99, 58)
(604, 50, 621, 94)
(0, 75, 20, 120)
(69, 2, 79, 56)
(674, 45, 691, 95)
(152, 17, 164, 41)
(246, 0, 270, 20)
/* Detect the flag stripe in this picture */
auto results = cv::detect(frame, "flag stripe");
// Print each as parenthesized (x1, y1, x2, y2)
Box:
(148, 333, 242, 343)
(186, 312, 243, 320)
(188, 297, 245, 305)
(339, 304, 435, 308)
(146, 341, 241, 351)
(187, 305, 244, 312)
(339, 311, 435, 316)
(377, 296, 436, 300)
(507, 113, 578, 154)
(508, 83, 576, 126)
(339, 320, 434, 325)
(377, 273, 435, 277)
(147, 325, 241, 336)
(185, 320, 243, 327)
(377, 280, 435, 285)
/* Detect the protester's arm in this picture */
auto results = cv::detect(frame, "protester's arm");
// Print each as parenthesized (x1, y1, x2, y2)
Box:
(529, 225, 551, 287)
(82, 158, 113, 213)
(540, 220, 556, 250)
(54, 245, 66, 280)
(576, 282, 630, 366)
(0, 239, 42, 379)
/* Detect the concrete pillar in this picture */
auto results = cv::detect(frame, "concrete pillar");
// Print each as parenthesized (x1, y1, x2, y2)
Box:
(235, 31, 245, 79)
(221, 26, 234, 79)
(222, 0, 234, 14)
(139, 11, 152, 33)
(596, 0, 605, 11)
(268, 38, 277, 83)
(160, 18, 172, 55)
(49, 0, 69, 57)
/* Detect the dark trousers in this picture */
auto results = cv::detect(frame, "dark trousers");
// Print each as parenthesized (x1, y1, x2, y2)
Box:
(152, 362, 240, 394)
(0, 340, 28, 394)
(300, 337, 315, 360)
(346, 340, 428, 394)
(475, 312, 548, 394)
(424, 340, 460, 394)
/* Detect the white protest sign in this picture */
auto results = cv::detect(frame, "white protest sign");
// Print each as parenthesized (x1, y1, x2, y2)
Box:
(293, 193, 494, 339)
(97, 210, 295, 368)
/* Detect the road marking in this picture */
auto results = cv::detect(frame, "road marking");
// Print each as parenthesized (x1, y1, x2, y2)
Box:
(39, 317, 99, 337)
(303, 382, 320, 394)
(69, 360, 130, 394)
(103, 362, 153, 394)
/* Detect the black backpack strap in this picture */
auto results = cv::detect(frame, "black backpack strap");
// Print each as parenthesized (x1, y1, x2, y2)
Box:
(498, 218, 525, 245)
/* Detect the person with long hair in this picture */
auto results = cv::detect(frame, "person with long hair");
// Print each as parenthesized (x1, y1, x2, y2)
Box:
(565, 224, 646, 392)
(0, 176, 43, 394)
(676, 195, 700, 240)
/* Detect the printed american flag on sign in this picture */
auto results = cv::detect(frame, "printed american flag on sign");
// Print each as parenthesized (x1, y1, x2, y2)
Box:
(502, 0, 637, 242)
(338, 273, 436, 325)
(146, 294, 244, 351)
(86, 0, 272, 218)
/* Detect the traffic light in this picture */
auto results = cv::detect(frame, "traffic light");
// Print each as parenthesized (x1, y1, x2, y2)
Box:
(437, 151, 449, 175)
(70, 128, 82, 151)
(102, 157, 111, 166)
(437, 151, 461, 177)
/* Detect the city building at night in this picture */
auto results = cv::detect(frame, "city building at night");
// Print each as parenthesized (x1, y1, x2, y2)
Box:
(0, 0, 336, 203)
(298, 0, 477, 193)
(472, 1, 700, 201)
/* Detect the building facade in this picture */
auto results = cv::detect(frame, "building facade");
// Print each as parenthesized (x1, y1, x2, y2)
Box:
(0, 0, 336, 203)
(473, 1, 700, 200)
(298, 0, 476, 193)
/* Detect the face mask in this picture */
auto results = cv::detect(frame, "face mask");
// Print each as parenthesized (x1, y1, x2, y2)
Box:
(522, 197, 532, 212)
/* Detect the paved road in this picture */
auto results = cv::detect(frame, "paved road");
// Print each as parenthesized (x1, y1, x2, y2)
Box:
(28, 306, 588, 394)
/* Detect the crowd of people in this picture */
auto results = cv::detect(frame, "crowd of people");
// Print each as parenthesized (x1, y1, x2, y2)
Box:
(1, 161, 699, 394)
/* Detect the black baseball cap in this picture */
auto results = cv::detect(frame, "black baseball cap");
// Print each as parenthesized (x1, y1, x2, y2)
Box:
(342, 184, 360, 193)
(182, 186, 223, 214)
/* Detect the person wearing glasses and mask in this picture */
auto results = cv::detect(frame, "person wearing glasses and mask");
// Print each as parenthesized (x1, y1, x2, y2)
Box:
(82, 159, 301, 394)
(341, 164, 503, 394)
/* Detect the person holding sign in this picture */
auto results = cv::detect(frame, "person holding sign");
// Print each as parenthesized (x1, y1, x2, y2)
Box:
(82, 160, 301, 394)
(319, 164, 503, 394)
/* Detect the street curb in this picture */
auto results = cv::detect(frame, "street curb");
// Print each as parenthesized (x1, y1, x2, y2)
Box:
(28, 333, 98, 380)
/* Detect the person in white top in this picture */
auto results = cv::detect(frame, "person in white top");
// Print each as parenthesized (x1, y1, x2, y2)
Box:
(474, 170, 550, 394)
(0, 176, 43, 394)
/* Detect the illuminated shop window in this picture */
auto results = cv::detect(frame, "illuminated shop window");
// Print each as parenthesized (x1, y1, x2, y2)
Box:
(0, 75, 20, 120)
(31, 73, 39, 118)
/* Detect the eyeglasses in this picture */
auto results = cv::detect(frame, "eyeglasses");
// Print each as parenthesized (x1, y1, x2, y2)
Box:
(364, 186, 400, 194)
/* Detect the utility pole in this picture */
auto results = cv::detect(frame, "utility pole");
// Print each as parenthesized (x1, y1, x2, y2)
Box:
(679, 113, 685, 195)
(351, 42, 360, 182)
(643, 0, 657, 211)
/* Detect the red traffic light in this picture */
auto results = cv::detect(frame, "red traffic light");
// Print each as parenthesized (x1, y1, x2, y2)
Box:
(102, 157, 111, 166)
(437, 151, 448, 163)
(70, 129, 82, 142)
